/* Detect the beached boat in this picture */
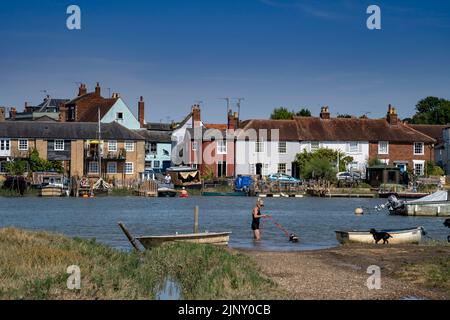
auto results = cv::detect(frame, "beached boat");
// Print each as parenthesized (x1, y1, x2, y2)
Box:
(386, 191, 450, 217)
(136, 232, 232, 249)
(335, 227, 425, 245)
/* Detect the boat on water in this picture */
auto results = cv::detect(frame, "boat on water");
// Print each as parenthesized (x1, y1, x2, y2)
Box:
(136, 232, 232, 249)
(335, 227, 425, 245)
(158, 187, 177, 198)
(384, 191, 450, 217)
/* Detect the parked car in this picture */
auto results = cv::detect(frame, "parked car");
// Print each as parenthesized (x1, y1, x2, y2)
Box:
(336, 172, 362, 181)
(267, 173, 301, 184)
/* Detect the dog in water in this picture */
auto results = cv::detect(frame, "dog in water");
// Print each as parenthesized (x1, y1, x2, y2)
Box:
(444, 219, 450, 229)
(289, 234, 299, 243)
(370, 229, 393, 244)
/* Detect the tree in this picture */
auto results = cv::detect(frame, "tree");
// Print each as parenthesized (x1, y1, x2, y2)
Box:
(4, 159, 27, 176)
(410, 96, 450, 125)
(296, 108, 312, 117)
(29, 148, 64, 173)
(295, 148, 354, 180)
(271, 107, 294, 120)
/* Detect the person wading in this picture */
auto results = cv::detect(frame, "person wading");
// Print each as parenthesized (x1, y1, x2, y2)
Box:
(252, 198, 270, 241)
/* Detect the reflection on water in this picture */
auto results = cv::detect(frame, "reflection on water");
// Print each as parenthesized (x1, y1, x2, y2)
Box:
(156, 278, 182, 300)
(0, 196, 448, 251)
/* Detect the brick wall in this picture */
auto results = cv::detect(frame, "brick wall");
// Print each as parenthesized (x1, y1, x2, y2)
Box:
(369, 142, 434, 168)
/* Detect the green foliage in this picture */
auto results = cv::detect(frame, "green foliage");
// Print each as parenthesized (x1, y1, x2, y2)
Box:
(368, 158, 383, 167)
(4, 160, 27, 176)
(271, 107, 312, 119)
(296, 108, 312, 117)
(271, 107, 294, 120)
(302, 157, 336, 180)
(410, 96, 450, 125)
(426, 161, 445, 177)
(28, 149, 63, 173)
(295, 148, 353, 180)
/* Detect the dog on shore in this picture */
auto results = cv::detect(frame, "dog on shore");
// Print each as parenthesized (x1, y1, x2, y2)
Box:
(370, 229, 393, 244)
(444, 219, 450, 229)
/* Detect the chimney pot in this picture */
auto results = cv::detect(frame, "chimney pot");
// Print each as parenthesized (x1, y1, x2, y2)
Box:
(192, 104, 201, 128)
(78, 83, 87, 96)
(387, 104, 398, 125)
(0, 107, 5, 122)
(320, 106, 331, 120)
(95, 82, 101, 96)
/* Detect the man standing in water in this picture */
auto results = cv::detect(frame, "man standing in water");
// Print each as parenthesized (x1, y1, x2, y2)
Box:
(252, 198, 270, 241)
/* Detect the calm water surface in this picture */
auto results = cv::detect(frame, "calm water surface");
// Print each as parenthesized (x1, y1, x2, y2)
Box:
(0, 197, 448, 251)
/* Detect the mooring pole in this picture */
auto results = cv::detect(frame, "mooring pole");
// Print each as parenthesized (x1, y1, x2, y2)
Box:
(118, 222, 142, 252)
(194, 206, 199, 234)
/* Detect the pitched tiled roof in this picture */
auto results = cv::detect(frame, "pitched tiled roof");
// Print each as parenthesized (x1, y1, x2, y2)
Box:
(408, 124, 447, 144)
(0, 121, 145, 140)
(236, 117, 436, 143)
(65, 93, 119, 122)
(137, 129, 172, 143)
(205, 123, 228, 130)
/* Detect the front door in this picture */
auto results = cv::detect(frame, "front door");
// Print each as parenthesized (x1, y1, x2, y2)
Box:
(218, 161, 227, 178)
(256, 163, 263, 177)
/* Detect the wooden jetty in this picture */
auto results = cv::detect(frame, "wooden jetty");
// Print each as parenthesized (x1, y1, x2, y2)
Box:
(135, 180, 158, 197)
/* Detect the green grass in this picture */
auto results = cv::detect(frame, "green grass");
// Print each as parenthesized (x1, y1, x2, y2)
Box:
(0, 228, 280, 300)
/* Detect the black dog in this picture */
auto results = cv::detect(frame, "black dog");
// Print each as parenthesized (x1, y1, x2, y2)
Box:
(370, 229, 393, 244)
(289, 234, 299, 243)
(443, 219, 450, 229)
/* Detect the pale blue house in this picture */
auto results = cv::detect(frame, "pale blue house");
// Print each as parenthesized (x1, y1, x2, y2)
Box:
(138, 123, 173, 172)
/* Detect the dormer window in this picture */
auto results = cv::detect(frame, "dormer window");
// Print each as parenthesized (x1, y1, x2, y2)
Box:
(116, 112, 124, 121)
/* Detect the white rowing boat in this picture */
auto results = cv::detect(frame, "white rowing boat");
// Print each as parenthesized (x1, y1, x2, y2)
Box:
(335, 227, 425, 245)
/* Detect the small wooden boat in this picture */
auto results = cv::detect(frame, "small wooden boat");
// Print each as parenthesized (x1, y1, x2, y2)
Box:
(158, 187, 177, 198)
(39, 186, 64, 197)
(136, 232, 232, 249)
(335, 227, 425, 245)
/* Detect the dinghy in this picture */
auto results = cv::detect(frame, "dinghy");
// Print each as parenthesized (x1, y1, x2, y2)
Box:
(335, 227, 425, 245)
(136, 232, 232, 249)
(385, 191, 450, 217)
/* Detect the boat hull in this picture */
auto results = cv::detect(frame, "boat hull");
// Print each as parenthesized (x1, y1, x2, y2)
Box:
(390, 201, 450, 217)
(137, 232, 232, 249)
(335, 227, 423, 245)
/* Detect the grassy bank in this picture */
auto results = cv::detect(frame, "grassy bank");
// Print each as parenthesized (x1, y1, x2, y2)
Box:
(0, 228, 280, 300)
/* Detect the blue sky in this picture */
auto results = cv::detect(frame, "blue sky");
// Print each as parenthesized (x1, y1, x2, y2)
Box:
(0, 0, 449, 123)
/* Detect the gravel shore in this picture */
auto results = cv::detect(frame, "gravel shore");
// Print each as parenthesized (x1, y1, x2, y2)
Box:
(239, 244, 450, 300)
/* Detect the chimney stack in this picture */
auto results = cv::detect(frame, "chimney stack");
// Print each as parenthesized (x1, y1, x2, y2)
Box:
(227, 110, 239, 129)
(0, 107, 5, 122)
(78, 83, 87, 96)
(95, 82, 101, 96)
(192, 104, 201, 128)
(59, 103, 67, 122)
(320, 106, 331, 120)
(112, 93, 121, 99)
(138, 96, 145, 128)
(387, 104, 398, 125)
(9, 107, 16, 120)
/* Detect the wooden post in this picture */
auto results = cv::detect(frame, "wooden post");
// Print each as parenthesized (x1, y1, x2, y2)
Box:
(194, 206, 199, 234)
(118, 222, 142, 252)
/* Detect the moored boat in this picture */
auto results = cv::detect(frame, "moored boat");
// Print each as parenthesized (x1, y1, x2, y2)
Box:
(335, 227, 425, 245)
(386, 191, 450, 217)
(136, 232, 232, 249)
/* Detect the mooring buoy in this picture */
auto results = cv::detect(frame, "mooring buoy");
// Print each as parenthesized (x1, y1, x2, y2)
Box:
(355, 208, 364, 216)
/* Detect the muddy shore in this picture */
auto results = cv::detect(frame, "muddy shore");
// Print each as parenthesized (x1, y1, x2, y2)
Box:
(239, 244, 450, 300)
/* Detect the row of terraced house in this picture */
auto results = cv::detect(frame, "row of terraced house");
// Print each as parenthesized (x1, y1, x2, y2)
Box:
(1, 82, 449, 183)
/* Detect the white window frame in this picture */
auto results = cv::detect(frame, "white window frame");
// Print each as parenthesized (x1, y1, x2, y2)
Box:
(278, 142, 287, 154)
(255, 141, 265, 153)
(348, 141, 360, 154)
(125, 162, 134, 175)
(217, 140, 227, 155)
(378, 141, 389, 155)
(18, 139, 29, 151)
(54, 140, 65, 151)
(310, 141, 320, 151)
(278, 163, 287, 174)
(413, 160, 425, 176)
(108, 140, 118, 152)
(414, 142, 424, 155)
(88, 161, 99, 174)
(107, 162, 117, 174)
(0, 139, 11, 152)
(125, 141, 134, 152)
(0, 161, 7, 173)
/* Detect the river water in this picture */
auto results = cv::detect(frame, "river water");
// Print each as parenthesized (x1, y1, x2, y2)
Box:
(0, 196, 448, 251)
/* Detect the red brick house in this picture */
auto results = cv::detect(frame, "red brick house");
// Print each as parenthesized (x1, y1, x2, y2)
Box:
(185, 105, 238, 178)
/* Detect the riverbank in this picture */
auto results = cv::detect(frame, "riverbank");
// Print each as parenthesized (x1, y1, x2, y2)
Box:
(0, 228, 280, 300)
(240, 244, 450, 300)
